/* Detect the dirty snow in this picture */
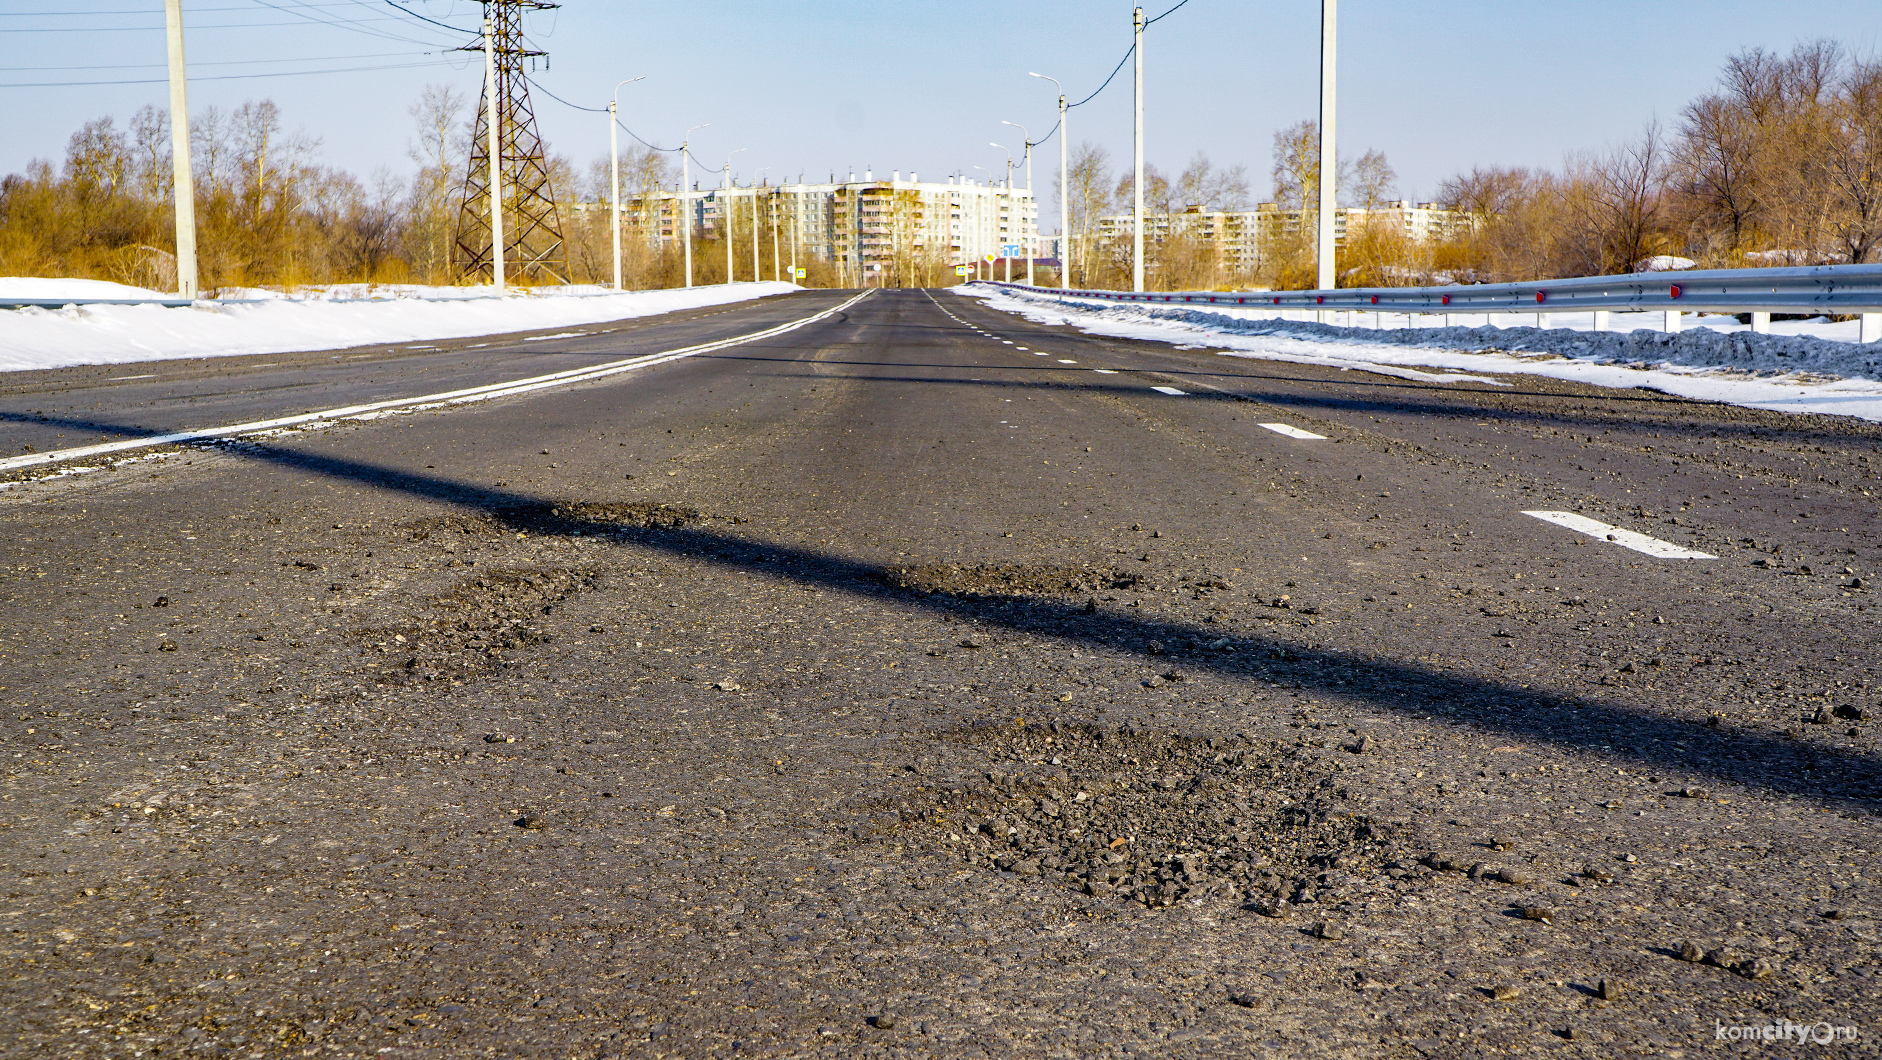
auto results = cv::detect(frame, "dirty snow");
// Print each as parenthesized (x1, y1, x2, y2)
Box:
(963, 285, 1882, 423)
(0, 280, 800, 372)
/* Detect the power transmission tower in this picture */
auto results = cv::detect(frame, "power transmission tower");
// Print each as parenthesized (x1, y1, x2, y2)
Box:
(453, 1, 566, 284)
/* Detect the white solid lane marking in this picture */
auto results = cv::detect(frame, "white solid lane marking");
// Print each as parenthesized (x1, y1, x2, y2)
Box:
(1257, 423, 1326, 440)
(0, 290, 875, 475)
(1151, 386, 1186, 395)
(1092, 369, 1118, 374)
(1522, 511, 1716, 559)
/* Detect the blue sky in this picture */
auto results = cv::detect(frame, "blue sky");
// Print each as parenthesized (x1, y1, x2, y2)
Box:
(3, 1, 1879, 224)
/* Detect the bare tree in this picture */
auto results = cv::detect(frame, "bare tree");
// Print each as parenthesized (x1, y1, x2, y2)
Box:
(1061, 141, 1113, 287)
(1567, 121, 1670, 274)
(1176, 152, 1250, 212)
(1349, 149, 1397, 210)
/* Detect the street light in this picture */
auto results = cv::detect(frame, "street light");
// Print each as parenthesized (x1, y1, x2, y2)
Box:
(608, 75, 646, 291)
(752, 166, 767, 284)
(972, 165, 993, 280)
(1002, 120, 1034, 286)
(724, 147, 745, 284)
(990, 142, 1014, 282)
(680, 123, 708, 288)
(1029, 71, 1068, 290)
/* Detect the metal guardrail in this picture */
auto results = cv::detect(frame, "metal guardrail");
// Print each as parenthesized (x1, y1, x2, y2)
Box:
(1, 295, 195, 310)
(978, 263, 1882, 338)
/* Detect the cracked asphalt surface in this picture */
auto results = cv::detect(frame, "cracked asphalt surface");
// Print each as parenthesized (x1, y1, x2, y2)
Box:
(2, 286, 1879, 1057)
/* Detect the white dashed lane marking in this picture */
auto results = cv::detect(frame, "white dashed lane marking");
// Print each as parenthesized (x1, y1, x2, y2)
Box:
(1522, 511, 1717, 559)
(1257, 423, 1326, 440)
(1092, 369, 1117, 374)
(1058, 359, 1078, 364)
(1151, 386, 1186, 396)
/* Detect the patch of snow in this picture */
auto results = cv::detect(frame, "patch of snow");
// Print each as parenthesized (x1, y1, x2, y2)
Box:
(0, 277, 170, 300)
(1636, 255, 1695, 272)
(0, 281, 800, 373)
(962, 286, 1882, 423)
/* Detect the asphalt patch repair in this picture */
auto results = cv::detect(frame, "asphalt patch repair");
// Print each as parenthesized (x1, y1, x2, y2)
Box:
(866, 721, 1412, 914)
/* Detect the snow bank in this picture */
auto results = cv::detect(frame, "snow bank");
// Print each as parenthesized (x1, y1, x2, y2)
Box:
(0, 277, 173, 301)
(964, 286, 1882, 423)
(0, 281, 800, 372)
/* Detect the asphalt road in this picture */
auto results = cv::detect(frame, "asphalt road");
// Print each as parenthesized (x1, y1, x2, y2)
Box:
(2, 286, 1879, 1058)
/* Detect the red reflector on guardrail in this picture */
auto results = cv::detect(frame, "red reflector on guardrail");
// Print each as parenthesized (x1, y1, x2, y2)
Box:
(1316, 296, 1325, 305)
(1536, 291, 1547, 304)
(1441, 294, 1451, 306)
(1370, 295, 1379, 305)
(1670, 284, 1683, 299)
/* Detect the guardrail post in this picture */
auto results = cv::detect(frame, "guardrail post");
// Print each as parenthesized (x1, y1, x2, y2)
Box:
(1664, 310, 1683, 335)
(1862, 313, 1881, 344)
(1749, 311, 1770, 334)
(1536, 313, 1550, 330)
(1592, 310, 1609, 332)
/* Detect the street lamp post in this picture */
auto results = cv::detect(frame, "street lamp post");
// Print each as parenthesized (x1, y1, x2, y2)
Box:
(972, 165, 993, 280)
(1029, 72, 1067, 290)
(680, 123, 708, 289)
(1003, 121, 1033, 286)
(1317, 0, 1338, 296)
(1133, 5, 1145, 293)
(724, 148, 745, 283)
(991, 142, 1013, 283)
(741, 166, 756, 284)
(608, 76, 646, 291)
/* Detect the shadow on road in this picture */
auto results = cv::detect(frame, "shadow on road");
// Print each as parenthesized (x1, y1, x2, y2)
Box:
(77, 429, 1874, 807)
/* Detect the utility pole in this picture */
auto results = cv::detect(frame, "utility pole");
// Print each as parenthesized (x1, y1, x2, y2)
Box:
(750, 172, 763, 285)
(1003, 121, 1034, 287)
(162, 0, 198, 299)
(608, 76, 644, 291)
(771, 189, 781, 282)
(453, 1, 565, 286)
(993, 143, 1013, 283)
(1316, 0, 1338, 294)
(790, 184, 799, 284)
(723, 149, 743, 283)
(1030, 72, 1068, 290)
(680, 124, 706, 289)
(483, 18, 504, 291)
(1132, 5, 1145, 293)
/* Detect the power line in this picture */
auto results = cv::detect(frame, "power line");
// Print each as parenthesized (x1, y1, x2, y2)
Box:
(1145, 0, 1192, 25)
(1069, 45, 1131, 109)
(524, 76, 683, 154)
(7, 50, 431, 72)
(0, 58, 462, 89)
(377, 0, 474, 33)
(1067, 0, 1193, 109)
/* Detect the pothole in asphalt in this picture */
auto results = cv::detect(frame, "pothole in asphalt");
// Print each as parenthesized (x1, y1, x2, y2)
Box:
(401, 500, 710, 540)
(869, 721, 1410, 913)
(359, 566, 600, 685)
(880, 563, 1144, 598)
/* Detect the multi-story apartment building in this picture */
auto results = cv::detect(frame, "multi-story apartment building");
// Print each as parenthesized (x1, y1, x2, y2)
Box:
(1094, 201, 1472, 279)
(606, 172, 1038, 285)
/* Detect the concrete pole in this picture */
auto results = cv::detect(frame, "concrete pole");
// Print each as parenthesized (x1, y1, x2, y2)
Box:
(1315, 0, 1337, 295)
(723, 172, 734, 284)
(1132, 6, 1145, 293)
(162, 0, 199, 299)
(771, 191, 781, 282)
(751, 186, 760, 285)
(609, 101, 621, 290)
(681, 167, 692, 288)
(790, 186, 799, 282)
(1024, 141, 1035, 287)
(1058, 93, 1068, 288)
(483, 18, 504, 291)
